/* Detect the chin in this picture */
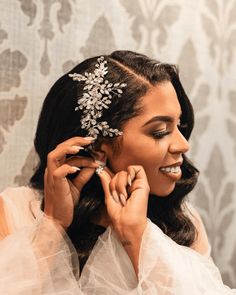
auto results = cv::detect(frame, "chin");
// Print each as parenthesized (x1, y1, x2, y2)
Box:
(150, 184, 176, 197)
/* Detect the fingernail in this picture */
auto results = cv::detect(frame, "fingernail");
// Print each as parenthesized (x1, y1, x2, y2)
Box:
(127, 174, 132, 186)
(71, 166, 80, 172)
(119, 194, 127, 206)
(112, 191, 119, 203)
(71, 146, 84, 152)
(84, 136, 96, 141)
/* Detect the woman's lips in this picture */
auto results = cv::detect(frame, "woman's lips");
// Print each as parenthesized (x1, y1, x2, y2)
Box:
(159, 161, 183, 181)
(159, 166, 180, 173)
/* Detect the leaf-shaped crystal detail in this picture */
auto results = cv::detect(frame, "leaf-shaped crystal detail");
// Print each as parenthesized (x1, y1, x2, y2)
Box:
(69, 56, 126, 139)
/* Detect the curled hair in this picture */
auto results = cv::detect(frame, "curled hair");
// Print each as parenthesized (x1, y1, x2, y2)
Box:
(30, 50, 199, 271)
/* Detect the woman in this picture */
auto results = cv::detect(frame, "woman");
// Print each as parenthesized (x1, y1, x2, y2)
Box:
(0, 50, 234, 294)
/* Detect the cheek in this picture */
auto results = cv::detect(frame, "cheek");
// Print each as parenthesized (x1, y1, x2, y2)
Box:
(131, 147, 168, 180)
(107, 139, 169, 173)
(144, 143, 169, 169)
(141, 144, 169, 183)
(107, 145, 146, 172)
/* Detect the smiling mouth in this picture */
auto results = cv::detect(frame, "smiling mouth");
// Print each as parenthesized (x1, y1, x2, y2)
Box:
(159, 166, 181, 174)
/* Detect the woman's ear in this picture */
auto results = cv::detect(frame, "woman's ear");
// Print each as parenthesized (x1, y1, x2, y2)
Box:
(89, 142, 111, 164)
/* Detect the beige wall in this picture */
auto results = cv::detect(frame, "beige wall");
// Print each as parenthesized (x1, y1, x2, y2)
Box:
(0, 0, 236, 287)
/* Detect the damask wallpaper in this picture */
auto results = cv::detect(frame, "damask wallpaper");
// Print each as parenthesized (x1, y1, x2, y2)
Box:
(0, 0, 236, 287)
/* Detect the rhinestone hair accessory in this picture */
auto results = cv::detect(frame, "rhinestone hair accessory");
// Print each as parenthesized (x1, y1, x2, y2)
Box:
(69, 56, 127, 139)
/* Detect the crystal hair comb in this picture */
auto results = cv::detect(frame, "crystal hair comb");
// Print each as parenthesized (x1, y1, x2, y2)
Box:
(69, 56, 127, 140)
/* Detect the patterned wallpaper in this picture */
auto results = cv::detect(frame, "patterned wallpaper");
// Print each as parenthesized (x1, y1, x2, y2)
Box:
(0, 0, 236, 287)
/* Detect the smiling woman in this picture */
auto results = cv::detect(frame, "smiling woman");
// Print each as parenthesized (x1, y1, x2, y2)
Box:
(104, 82, 190, 197)
(0, 50, 235, 294)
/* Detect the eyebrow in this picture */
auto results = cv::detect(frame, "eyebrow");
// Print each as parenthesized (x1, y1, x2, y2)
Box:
(142, 115, 177, 127)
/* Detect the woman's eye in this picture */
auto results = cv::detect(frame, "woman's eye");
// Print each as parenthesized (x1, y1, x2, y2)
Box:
(152, 130, 170, 139)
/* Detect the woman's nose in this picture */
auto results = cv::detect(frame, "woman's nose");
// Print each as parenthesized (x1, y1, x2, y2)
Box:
(169, 128, 189, 154)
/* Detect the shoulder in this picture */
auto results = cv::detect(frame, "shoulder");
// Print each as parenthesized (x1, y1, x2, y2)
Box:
(0, 186, 41, 204)
(184, 202, 211, 257)
(0, 186, 43, 235)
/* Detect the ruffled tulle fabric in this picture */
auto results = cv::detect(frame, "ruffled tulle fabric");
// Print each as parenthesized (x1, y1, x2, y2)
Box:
(0, 216, 81, 294)
(80, 222, 235, 294)
(0, 187, 235, 294)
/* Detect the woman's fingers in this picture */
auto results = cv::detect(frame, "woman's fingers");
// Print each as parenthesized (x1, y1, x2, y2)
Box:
(66, 156, 99, 191)
(58, 136, 95, 147)
(52, 164, 80, 180)
(44, 164, 80, 203)
(97, 167, 119, 206)
(97, 166, 112, 194)
(43, 136, 96, 228)
(47, 137, 95, 175)
(126, 166, 150, 211)
(66, 156, 98, 169)
(104, 167, 127, 206)
(99, 169, 130, 207)
(72, 167, 96, 192)
(127, 166, 135, 186)
(47, 145, 82, 174)
(98, 165, 150, 210)
(44, 165, 78, 187)
(110, 166, 150, 207)
(127, 165, 146, 180)
(127, 166, 149, 188)
(109, 172, 129, 206)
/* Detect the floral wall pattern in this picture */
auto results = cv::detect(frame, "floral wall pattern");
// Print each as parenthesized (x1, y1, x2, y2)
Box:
(0, 0, 236, 287)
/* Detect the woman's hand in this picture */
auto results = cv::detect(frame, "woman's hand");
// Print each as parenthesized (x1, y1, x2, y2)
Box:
(98, 165, 150, 275)
(44, 136, 99, 229)
(98, 165, 150, 242)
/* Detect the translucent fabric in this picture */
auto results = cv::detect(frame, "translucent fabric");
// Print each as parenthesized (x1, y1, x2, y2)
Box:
(0, 187, 235, 295)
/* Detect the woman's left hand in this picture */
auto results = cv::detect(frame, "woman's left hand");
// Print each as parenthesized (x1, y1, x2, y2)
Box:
(98, 165, 150, 242)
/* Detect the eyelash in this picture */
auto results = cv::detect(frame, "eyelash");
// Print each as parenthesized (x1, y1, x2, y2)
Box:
(152, 130, 170, 139)
(152, 123, 188, 139)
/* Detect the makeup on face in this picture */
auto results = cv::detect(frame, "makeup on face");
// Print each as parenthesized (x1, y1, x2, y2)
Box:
(104, 81, 189, 197)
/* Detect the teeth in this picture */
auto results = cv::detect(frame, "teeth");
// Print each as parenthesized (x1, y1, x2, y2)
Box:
(160, 166, 180, 174)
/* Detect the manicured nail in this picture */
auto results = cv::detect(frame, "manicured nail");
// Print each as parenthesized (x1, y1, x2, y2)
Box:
(119, 194, 127, 206)
(71, 166, 80, 172)
(84, 136, 96, 141)
(112, 191, 119, 203)
(71, 146, 84, 152)
(127, 174, 132, 186)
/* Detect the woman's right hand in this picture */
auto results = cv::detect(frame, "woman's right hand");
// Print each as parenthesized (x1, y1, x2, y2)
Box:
(98, 165, 150, 242)
(97, 165, 150, 275)
(43, 136, 99, 229)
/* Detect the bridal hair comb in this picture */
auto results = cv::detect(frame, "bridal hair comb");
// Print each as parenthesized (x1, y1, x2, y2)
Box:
(69, 56, 127, 140)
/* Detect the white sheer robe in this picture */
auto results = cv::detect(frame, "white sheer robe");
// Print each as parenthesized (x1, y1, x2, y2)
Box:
(0, 186, 235, 294)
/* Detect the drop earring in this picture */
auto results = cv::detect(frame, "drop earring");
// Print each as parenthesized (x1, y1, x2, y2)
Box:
(95, 160, 106, 175)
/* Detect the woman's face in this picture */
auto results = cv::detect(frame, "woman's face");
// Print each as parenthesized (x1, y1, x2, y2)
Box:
(104, 81, 189, 196)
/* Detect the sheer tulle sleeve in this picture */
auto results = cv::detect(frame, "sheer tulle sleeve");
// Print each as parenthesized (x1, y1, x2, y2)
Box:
(0, 214, 82, 294)
(0, 187, 235, 294)
(0, 187, 81, 294)
(81, 220, 236, 294)
(138, 221, 236, 294)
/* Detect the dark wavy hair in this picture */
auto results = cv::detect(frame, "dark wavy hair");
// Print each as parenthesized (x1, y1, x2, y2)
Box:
(30, 50, 199, 271)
